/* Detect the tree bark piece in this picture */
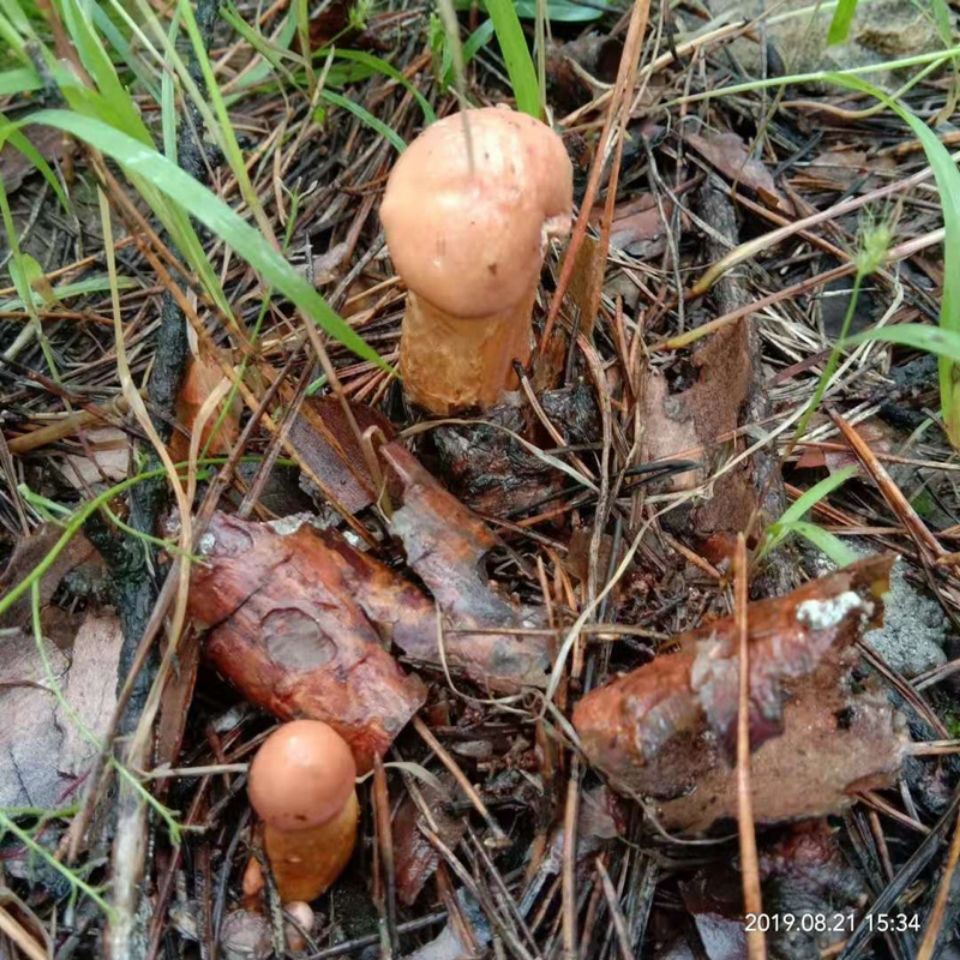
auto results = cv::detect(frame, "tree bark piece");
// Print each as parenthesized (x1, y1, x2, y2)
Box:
(382, 442, 551, 689)
(188, 512, 427, 772)
(573, 554, 908, 831)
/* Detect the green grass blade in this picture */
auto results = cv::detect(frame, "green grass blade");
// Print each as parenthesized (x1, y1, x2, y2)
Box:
(761, 466, 857, 562)
(172, 0, 277, 243)
(334, 50, 436, 123)
(58, 0, 153, 144)
(443, 19, 495, 88)
(0, 0, 35, 38)
(779, 520, 859, 566)
(0, 118, 69, 209)
(19, 109, 385, 368)
(780, 465, 857, 526)
(485, 0, 541, 116)
(455, 0, 613, 23)
(826, 0, 858, 44)
(318, 90, 406, 151)
(826, 74, 960, 445)
(845, 324, 960, 361)
(0, 67, 40, 95)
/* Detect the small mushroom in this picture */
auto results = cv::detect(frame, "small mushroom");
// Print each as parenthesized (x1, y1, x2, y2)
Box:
(380, 106, 573, 415)
(248, 720, 359, 902)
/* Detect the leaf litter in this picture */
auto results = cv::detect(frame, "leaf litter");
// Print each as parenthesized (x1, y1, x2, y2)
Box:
(1, 0, 960, 957)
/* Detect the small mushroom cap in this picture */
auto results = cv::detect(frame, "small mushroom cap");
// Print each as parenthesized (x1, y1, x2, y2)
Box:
(380, 106, 573, 319)
(248, 720, 356, 831)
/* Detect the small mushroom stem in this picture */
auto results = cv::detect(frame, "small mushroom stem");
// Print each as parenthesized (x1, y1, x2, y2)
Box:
(263, 791, 359, 902)
(400, 290, 536, 414)
(248, 720, 359, 903)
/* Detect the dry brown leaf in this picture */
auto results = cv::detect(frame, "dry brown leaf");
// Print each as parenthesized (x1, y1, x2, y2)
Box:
(57, 608, 123, 778)
(0, 525, 101, 637)
(0, 631, 69, 808)
(63, 427, 129, 487)
(640, 313, 757, 537)
(0, 126, 72, 196)
(573, 554, 908, 831)
(685, 131, 793, 215)
(0, 606, 121, 808)
(393, 773, 465, 906)
(169, 352, 241, 463)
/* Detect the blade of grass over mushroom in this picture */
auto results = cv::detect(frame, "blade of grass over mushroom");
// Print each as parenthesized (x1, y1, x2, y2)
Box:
(14, 110, 386, 368)
(485, 0, 541, 117)
(318, 90, 406, 152)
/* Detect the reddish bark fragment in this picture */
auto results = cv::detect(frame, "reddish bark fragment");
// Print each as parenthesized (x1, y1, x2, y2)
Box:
(382, 442, 551, 689)
(188, 512, 426, 772)
(392, 775, 465, 905)
(286, 396, 396, 514)
(573, 554, 908, 831)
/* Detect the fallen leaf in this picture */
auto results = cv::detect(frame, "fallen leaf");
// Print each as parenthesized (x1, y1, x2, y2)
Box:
(0, 606, 121, 808)
(63, 427, 129, 487)
(640, 309, 757, 538)
(57, 608, 123, 778)
(573, 554, 908, 831)
(592, 193, 674, 257)
(0, 524, 101, 636)
(0, 631, 70, 808)
(393, 773, 465, 905)
(169, 352, 241, 464)
(0, 125, 72, 196)
(685, 131, 793, 215)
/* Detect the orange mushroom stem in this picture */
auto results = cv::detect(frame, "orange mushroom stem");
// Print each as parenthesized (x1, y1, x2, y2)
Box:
(380, 105, 573, 415)
(247, 720, 358, 902)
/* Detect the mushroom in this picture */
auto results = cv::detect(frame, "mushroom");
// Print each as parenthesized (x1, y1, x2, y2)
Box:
(380, 106, 573, 415)
(247, 720, 358, 902)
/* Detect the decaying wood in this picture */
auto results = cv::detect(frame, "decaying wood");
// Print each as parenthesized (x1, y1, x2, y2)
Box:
(382, 442, 551, 688)
(188, 455, 552, 767)
(573, 554, 909, 831)
(188, 511, 427, 772)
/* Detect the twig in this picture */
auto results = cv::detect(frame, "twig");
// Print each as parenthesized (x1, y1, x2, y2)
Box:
(735, 534, 766, 960)
(916, 806, 960, 960)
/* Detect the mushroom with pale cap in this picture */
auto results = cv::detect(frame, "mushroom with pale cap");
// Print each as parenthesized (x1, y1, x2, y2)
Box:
(247, 720, 358, 902)
(380, 105, 573, 415)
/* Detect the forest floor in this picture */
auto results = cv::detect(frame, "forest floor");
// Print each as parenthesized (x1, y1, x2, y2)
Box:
(2, 0, 960, 957)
